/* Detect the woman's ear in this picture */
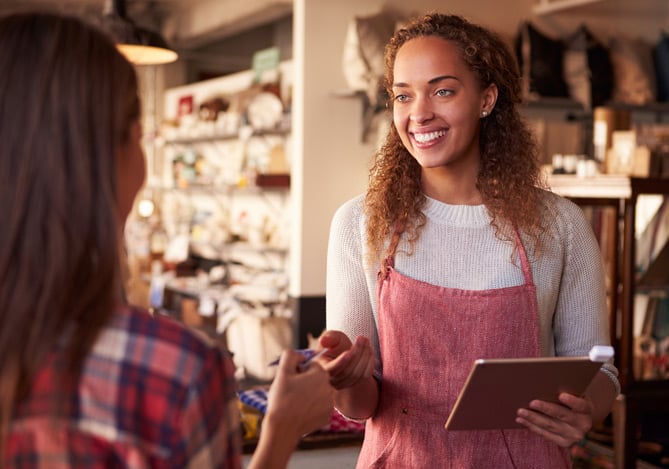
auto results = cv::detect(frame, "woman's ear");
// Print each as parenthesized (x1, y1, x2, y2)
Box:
(481, 83, 498, 116)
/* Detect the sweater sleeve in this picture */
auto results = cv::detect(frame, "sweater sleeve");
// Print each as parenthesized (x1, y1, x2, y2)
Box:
(549, 196, 620, 393)
(326, 196, 380, 366)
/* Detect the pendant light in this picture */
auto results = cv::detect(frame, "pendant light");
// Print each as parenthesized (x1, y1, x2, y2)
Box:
(102, 0, 178, 65)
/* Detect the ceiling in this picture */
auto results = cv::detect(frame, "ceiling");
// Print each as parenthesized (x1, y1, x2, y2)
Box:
(0, 0, 293, 50)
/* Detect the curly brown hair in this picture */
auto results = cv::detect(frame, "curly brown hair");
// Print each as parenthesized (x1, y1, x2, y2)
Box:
(364, 12, 547, 264)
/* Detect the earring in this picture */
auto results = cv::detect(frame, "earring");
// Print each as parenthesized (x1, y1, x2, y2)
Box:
(481, 110, 488, 118)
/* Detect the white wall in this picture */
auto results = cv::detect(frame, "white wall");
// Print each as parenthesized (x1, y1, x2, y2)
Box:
(289, 0, 384, 297)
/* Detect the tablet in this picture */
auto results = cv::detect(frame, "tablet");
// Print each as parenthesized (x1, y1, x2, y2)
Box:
(444, 354, 606, 431)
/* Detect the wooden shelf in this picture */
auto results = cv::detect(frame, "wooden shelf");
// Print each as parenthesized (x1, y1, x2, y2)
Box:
(533, 0, 606, 15)
(547, 174, 631, 199)
(163, 128, 289, 146)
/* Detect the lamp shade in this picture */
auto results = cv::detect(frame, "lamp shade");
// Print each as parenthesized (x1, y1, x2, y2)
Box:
(102, 0, 177, 65)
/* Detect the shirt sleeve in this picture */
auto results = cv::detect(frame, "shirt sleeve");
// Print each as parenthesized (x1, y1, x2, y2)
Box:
(326, 196, 381, 371)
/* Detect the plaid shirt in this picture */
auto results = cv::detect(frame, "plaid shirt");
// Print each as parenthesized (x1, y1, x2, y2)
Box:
(6, 305, 241, 468)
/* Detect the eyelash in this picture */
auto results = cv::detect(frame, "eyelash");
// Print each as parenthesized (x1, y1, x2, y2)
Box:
(393, 89, 453, 103)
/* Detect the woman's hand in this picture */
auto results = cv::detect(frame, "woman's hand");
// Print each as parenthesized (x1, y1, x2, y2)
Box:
(316, 330, 379, 420)
(265, 349, 335, 437)
(249, 350, 335, 469)
(318, 330, 375, 390)
(515, 392, 593, 447)
(516, 370, 617, 447)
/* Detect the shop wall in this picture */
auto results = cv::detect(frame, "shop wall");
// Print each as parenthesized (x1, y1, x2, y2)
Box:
(293, 0, 538, 298)
(147, 0, 669, 300)
(293, 0, 669, 299)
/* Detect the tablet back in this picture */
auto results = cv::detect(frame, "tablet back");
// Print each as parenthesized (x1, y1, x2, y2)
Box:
(445, 356, 603, 431)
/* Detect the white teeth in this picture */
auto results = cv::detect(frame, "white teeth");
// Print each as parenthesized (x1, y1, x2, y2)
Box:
(414, 130, 445, 143)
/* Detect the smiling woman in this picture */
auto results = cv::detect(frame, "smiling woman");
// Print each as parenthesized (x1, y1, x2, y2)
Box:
(321, 12, 620, 469)
(390, 35, 497, 201)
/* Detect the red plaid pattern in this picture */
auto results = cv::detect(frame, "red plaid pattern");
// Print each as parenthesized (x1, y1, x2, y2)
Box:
(5, 305, 241, 468)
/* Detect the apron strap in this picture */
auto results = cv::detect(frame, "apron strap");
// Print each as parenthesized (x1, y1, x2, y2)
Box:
(379, 223, 403, 279)
(513, 227, 534, 287)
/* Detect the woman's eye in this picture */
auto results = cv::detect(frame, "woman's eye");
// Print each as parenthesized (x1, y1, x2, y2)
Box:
(394, 94, 409, 103)
(436, 89, 453, 97)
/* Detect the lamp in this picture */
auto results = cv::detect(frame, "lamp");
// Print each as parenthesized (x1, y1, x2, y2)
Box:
(102, 0, 178, 65)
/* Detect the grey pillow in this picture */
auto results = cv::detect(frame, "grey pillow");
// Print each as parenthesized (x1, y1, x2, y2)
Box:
(342, 11, 399, 106)
(609, 35, 656, 105)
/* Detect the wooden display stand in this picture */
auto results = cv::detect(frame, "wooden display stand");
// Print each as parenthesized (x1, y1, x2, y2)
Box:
(616, 178, 669, 469)
(549, 175, 669, 468)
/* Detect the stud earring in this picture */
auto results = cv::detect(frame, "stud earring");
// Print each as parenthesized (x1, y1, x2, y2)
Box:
(481, 111, 488, 118)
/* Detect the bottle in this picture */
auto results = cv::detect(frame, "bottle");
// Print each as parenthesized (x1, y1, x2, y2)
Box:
(149, 260, 167, 314)
(149, 217, 168, 264)
(552, 154, 565, 174)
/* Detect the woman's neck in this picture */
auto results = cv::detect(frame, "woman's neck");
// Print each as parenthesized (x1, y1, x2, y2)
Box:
(421, 167, 482, 205)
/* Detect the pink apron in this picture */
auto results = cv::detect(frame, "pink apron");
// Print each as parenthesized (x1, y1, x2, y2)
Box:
(356, 230, 571, 468)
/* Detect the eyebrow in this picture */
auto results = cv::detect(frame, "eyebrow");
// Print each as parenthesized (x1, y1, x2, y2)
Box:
(392, 75, 459, 88)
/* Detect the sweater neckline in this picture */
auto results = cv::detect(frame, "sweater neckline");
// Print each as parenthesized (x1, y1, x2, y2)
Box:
(423, 196, 490, 227)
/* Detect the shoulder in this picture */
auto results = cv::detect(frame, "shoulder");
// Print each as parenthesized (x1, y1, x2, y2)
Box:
(96, 305, 232, 385)
(332, 194, 365, 222)
(539, 189, 591, 230)
(539, 189, 580, 213)
(79, 306, 237, 464)
(536, 189, 598, 248)
(330, 194, 366, 235)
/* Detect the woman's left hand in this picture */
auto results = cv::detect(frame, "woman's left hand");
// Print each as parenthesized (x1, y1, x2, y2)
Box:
(515, 392, 593, 447)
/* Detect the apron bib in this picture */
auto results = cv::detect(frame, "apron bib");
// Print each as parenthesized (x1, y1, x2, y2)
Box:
(356, 231, 571, 469)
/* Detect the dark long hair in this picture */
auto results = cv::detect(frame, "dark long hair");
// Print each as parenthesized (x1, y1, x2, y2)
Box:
(365, 13, 547, 263)
(0, 11, 139, 453)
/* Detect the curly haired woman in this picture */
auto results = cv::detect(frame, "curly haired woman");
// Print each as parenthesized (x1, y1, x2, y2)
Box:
(319, 12, 619, 468)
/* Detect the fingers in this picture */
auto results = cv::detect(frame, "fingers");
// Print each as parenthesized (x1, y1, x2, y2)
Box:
(515, 395, 593, 447)
(319, 330, 352, 357)
(325, 336, 375, 389)
(277, 349, 302, 375)
(266, 353, 335, 438)
(558, 392, 592, 415)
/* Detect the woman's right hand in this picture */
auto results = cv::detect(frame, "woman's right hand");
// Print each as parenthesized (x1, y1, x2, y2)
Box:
(264, 349, 335, 438)
(250, 351, 335, 469)
(318, 330, 375, 390)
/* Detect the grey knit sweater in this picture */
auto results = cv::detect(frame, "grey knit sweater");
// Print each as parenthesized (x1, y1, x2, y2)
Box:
(326, 191, 619, 390)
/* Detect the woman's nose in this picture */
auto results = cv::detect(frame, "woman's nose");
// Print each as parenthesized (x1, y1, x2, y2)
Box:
(409, 98, 434, 124)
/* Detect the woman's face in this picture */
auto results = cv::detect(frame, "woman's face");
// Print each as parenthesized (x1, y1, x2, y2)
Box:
(115, 119, 145, 224)
(392, 36, 496, 172)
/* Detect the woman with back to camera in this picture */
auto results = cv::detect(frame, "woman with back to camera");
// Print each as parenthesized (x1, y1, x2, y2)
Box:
(320, 12, 620, 467)
(0, 11, 333, 468)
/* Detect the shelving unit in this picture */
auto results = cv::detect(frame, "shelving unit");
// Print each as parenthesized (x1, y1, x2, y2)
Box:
(134, 60, 298, 382)
(163, 128, 290, 146)
(615, 177, 669, 469)
(549, 175, 669, 468)
(533, 0, 606, 16)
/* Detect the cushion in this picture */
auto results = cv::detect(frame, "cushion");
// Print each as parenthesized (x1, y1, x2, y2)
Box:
(609, 35, 656, 105)
(564, 25, 614, 109)
(342, 11, 399, 106)
(515, 22, 570, 99)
